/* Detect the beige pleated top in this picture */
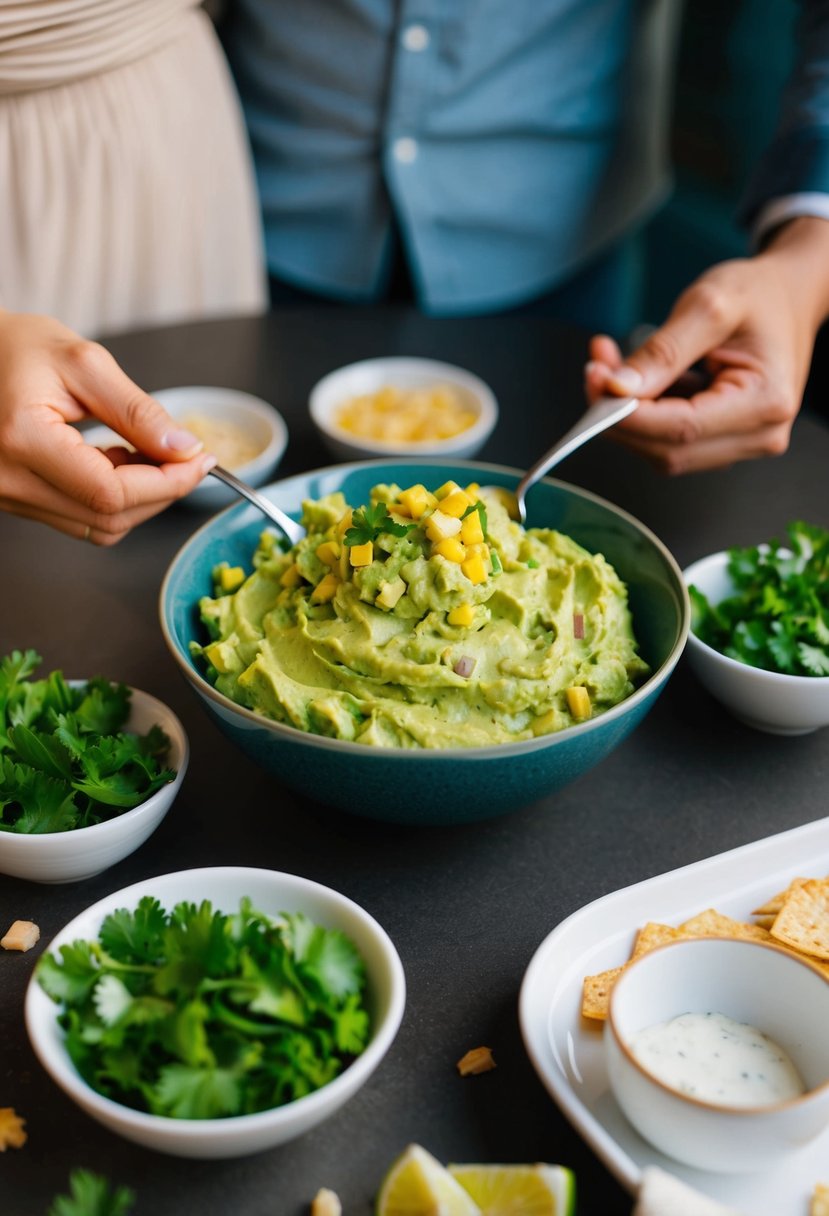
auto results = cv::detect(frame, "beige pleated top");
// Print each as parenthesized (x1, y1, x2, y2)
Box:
(0, 1, 267, 336)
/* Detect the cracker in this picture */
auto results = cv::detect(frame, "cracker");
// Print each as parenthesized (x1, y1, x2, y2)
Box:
(678, 908, 772, 942)
(631, 922, 685, 957)
(581, 966, 624, 1021)
(752, 877, 808, 917)
(771, 878, 829, 960)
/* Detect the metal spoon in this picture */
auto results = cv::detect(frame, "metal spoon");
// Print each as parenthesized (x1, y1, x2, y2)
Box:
(486, 395, 638, 523)
(209, 465, 305, 545)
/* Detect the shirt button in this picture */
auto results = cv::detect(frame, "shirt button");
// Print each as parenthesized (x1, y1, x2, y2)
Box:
(393, 137, 418, 164)
(402, 24, 430, 52)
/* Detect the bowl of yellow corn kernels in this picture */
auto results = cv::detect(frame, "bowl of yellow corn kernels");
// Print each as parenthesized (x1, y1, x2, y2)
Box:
(309, 357, 499, 462)
(160, 459, 688, 825)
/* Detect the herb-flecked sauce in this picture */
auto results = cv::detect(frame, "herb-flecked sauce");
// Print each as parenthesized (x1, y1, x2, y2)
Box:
(629, 1011, 805, 1107)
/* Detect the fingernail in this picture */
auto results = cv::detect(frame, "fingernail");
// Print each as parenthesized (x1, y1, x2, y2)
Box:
(200, 454, 218, 474)
(608, 367, 642, 392)
(163, 427, 203, 453)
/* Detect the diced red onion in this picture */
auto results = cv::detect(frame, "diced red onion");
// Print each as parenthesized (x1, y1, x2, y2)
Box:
(573, 613, 585, 639)
(453, 655, 476, 678)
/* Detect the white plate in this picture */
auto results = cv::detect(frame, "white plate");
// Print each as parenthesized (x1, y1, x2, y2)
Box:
(519, 817, 829, 1215)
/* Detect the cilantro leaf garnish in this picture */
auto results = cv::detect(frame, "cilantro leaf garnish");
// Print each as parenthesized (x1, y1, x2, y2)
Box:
(0, 652, 174, 834)
(343, 501, 415, 547)
(690, 520, 829, 676)
(48, 1169, 135, 1216)
(36, 899, 371, 1121)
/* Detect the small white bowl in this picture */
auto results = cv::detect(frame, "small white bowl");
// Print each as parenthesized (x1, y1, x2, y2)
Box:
(25, 866, 406, 1157)
(605, 936, 829, 1173)
(80, 386, 288, 511)
(683, 550, 829, 735)
(309, 356, 498, 461)
(0, 687, 188, 884)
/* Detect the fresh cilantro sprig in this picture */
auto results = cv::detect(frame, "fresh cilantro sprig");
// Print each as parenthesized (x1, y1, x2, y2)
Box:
(48, 1170, 134, 1216)
(343, 502, 415, 548)
(689, 521, 829, 676)
(0, 651, 174, 834)
(36, 897, 371, 1120)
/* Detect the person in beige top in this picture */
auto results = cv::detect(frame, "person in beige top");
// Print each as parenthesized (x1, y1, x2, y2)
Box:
(0, 0, 266, 543)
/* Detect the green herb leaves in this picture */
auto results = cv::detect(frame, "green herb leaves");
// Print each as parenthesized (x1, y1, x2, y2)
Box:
(343, 502, 415, 548)
(690, 521, 829, 676)
(0, 651, 173, 834)
(37, 897, 370, 1120)
(48, 1170, 135, 1216)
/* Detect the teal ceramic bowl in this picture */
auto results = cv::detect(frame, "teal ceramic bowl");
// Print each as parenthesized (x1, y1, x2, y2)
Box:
(160, 460, 689, 825)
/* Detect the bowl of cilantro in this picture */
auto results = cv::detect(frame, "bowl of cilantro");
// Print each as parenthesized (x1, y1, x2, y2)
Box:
(0, 650, 188, 883)
(25, 866, 406, 1157)
(683, 521, 829, 735)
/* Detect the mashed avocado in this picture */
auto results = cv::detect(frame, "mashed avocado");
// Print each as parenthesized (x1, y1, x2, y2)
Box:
(193, 480, 649, 749)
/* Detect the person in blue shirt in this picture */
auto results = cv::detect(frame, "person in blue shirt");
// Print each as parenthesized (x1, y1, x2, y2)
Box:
(217, 0, 829, 478)
(2, 0, 829, 542)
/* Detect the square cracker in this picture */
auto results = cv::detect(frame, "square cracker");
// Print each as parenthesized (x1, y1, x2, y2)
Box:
(581, 966, 624, 1022)
(771, 878, 829, 960)
(678, 908, 772, 942)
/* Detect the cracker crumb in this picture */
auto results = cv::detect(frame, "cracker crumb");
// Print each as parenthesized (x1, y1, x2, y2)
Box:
(1, 920, 40, 952)
(311, 1187, 342, 1216)
(456, 1046, 496, 1076)
(0, 1108, 27, 1151)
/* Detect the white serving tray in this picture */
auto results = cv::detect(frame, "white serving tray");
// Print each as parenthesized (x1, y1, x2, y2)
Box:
(519, 816, 829, 1215)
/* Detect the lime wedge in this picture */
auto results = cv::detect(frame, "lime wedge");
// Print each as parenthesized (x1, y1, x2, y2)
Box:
(448, 1164, 576, 1216)
(376, 1144, 482, 1216)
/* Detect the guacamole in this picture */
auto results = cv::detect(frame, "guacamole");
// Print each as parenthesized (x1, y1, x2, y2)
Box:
(193, 480, 649, 749)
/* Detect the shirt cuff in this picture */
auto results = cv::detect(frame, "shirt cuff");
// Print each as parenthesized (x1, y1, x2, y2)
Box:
(753, 193, 829, 247)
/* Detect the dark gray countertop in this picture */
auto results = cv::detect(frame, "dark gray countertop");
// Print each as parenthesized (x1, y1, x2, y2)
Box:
(2, 308, 827, 1216)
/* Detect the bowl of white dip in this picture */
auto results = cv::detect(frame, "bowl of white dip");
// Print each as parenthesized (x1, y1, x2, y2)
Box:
(605, 936, 829, 1173)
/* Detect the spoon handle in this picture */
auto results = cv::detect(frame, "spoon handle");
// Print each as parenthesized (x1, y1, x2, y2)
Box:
(208, 465, 305, 545)
(514, 395, 638, 514)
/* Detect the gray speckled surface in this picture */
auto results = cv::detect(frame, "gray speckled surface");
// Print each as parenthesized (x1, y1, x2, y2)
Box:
(2, 309, 827, 1216)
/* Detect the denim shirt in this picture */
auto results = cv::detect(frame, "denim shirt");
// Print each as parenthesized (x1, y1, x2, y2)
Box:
(222, 0, 680, 314)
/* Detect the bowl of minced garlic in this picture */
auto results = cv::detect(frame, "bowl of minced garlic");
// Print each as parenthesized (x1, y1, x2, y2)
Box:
(149, 386, 289, 510)
(309, 356, 498, 461)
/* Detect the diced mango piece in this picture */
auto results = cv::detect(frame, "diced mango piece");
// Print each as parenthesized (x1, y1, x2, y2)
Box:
(218, 565, 246, 593)
(349, 541, 374, 568)
(433, 537, 466, 564)
(532, 709, 560, 736)
(448, 603, 475, 627)
(434, 480, 462, 500)
(280, 563, 303, 588)
(439, 488, 474, 518)
(424, 510, 462, 542)
(336, 510, 354, 537)
(465, 542, 490, 563)
(376, 577, 407, 610)
(316, 540, 341, 568)
(465, 482, 480, 496)
(461, 552, 488, 585)
(203, 640, 243, 675)
(566, 686, 592, 720)
(311, 572, 341, 603)
(1, 920, 40, 952)
(460, 511, 484, 545)
(397, 484, 437, 520)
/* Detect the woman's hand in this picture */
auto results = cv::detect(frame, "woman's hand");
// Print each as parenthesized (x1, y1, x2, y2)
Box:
(0, 311, 216, 543)
(585, 217, 829, 474)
